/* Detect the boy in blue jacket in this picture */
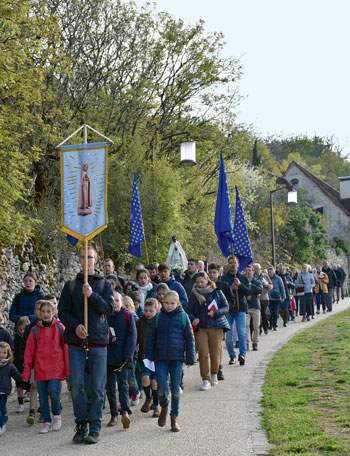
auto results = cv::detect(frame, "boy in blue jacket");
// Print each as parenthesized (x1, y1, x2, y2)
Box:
(146, 291, 195, 432)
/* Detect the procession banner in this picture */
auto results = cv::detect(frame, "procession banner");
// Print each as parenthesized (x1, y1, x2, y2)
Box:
(60, 142, 108, 242)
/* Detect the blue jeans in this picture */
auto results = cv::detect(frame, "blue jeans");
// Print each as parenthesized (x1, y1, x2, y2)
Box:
(155, 361, 182, 417)
(0, 394, 7, 427)
(128, 360, 140, 396)
(316, 292, 327, 311)
(106, 365, 131, 416)
(68, 345, 107, 433)
(269, 301, 280, 328)
(226, 312, 246, 359)
(37, 379, 61, 423)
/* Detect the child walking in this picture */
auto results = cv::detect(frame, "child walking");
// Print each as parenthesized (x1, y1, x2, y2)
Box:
(136, 298, 161, 417)
(146, 291, 195, 432)
(22, 300, 69, 433)
(106, 291, 137, 429)
(13, 316, 30, 412)
(0, 342, 23, 435)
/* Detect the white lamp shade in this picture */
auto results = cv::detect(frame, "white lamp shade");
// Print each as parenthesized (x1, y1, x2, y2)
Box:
(180, 141, 196, 166)
(288, 190, 298, 204)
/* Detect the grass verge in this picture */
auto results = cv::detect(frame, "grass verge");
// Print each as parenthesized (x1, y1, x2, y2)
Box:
(261, 309, 350, 455)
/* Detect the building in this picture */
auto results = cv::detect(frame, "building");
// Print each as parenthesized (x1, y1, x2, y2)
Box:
(283, 161, 350, 243)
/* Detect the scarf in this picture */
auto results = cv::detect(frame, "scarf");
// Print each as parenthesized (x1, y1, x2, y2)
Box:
(185, 270, 198, 280)
(135, 282, 154, 308)
(192, 284, 215, 305)
(0, 357, 10, 368)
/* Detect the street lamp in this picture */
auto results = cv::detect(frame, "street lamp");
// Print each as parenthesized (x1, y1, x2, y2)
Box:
(180, 140, 196, 166)
(270, 178, 297, 266)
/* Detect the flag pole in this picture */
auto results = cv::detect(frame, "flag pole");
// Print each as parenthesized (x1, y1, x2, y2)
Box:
(99, 233, 106, 276)
(231, 243, 240, 311)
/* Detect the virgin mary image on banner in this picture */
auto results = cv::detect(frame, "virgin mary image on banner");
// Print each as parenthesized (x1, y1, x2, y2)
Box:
(60, 142, 108, 241)
(78, 163, 93, 216)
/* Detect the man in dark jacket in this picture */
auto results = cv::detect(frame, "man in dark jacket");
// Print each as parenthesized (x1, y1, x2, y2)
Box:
(58, 243, 113, 445)
(221, 256, 250, 366)
(322, 261, 337, 311)
(245, 266, 263, 351)
(178, 258, 198, 297)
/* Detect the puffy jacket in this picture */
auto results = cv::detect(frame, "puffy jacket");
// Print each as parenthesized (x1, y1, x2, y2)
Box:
(268, 274, 286, 301)
(188, 288, 230, 331)
(0, 362, 23, 394)
(107, 309, 137, 368)
(9, 286, 45, 324)
(314, 272, 329, 294)
(58, 272, 113, 345)
(136, 315, 154, 363)
(22, 318, 69, 381)
(163, 276, 188, 310)
(221, 272, 250, 313)
(247, 277, 263, 310)
(146, 306, 195, 365)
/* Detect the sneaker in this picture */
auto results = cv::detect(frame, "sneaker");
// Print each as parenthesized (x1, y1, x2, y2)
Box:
(27, 412, 35, 425)
(84, 432, 100, 444)
(141, 398, 153, 413)
(200, 380, 211, 391)
(130, 394, 140, 406)
(24, 392, 30, 402)
(238, 355, 245, 366)
(229, 357, 236, 365)
(72, 422, 88, 444)
(52, 415, 61, 431)
(16, 404, 25, 413)
(39, 422, 51, 434)
(210, 374, 218, 386)
(252, 343, 258, 351)
(0, 425, 6, 436)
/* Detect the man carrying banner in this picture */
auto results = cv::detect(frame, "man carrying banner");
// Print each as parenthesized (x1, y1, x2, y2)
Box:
(58, 243, 113, 444)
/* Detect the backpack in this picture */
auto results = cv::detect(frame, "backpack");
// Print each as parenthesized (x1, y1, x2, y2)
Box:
(155, 311, 187, 332)
(32, 321, 64, 345)
(68, 277, 105, 297)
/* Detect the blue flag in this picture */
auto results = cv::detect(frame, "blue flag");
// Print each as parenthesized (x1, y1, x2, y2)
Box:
(214, 154, 234, 257)
(129, 173, 145, 258)
(233, 186, 253, 271)
(67, 234, 78, 246)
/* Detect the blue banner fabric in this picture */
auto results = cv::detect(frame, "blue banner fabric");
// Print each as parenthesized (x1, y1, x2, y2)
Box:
(129, 173, 145, 258)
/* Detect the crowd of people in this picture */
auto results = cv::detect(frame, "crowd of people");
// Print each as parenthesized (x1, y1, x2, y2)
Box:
(0, 245, 347, 443)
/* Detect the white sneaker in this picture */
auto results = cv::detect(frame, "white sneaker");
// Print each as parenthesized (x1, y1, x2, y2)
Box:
(16, 404, 25, 413)
(39, 422, 51, 434)
(24, 392, 30, 402)
(0, 425, 6, 435)
(211, 374, 218, 386)
(200, 380, 211, 391)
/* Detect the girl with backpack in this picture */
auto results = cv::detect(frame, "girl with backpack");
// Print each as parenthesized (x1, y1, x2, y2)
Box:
(188, 272, 230, 391)
(22, 300, 69, 434)
(106, 291, 137, 429)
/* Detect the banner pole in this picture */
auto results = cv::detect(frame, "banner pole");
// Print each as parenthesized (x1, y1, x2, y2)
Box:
(83, 124, 87, 143)
(99, 233, 106, 276)
(144, 239, 150, 265)
(231, 243, 240, 311)
(84, 240, 88, 331)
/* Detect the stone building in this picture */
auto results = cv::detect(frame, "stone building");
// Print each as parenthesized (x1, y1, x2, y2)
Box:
(283, 161, 350, 278)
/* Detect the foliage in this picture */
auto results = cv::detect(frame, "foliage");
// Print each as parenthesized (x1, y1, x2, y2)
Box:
(331, 237, 349, 256)
(283, 204, 328, 264)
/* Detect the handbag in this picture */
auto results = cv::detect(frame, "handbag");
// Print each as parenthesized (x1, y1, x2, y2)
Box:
(290, 297, 297, 311)
(296, 286, 305, 296)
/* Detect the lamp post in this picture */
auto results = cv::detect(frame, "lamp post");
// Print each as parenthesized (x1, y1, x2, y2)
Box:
(180, 140, 196, 166)
(270, 178, 297, 266)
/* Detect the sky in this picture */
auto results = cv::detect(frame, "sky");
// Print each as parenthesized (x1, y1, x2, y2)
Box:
(134, 0, 350, 155)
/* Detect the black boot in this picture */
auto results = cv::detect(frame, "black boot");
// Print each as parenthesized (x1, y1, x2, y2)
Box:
(217, 365, 224, 380)
(72, 421, 88, 444)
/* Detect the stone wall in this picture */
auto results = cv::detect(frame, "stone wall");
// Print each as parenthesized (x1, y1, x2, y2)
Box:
(0, 239, 80, 328)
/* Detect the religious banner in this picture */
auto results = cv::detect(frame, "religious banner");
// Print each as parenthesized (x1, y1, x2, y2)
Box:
(59, 142, 108, 242)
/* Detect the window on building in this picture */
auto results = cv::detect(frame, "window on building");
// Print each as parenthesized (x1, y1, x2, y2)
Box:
(291, 178, 299, 187)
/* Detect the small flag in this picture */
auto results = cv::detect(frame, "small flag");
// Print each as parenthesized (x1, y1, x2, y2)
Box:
(129, 173, 145, 258)
(214, 154, 234, 257)
(67, 234, 78, 246)
(233, 186, 253, 271)
(208, 300, 218, 312)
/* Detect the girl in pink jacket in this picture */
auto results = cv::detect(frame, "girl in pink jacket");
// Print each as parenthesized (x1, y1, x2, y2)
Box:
(23, 300, 69, 434)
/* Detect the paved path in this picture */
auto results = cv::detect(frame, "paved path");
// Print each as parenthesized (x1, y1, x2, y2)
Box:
(1, 299, 349, 455)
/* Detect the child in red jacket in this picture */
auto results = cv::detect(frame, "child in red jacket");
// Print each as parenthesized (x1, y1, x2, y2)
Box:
(23, 300, 69, 434)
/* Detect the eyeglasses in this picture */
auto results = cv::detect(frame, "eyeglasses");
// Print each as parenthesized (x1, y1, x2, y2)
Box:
(80, 256, 95, 259)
